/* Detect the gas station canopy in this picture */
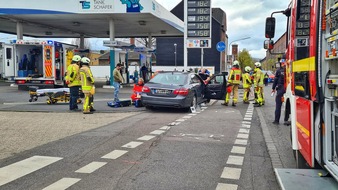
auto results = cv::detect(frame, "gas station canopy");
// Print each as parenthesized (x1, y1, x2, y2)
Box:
(0, 0, 184, 38)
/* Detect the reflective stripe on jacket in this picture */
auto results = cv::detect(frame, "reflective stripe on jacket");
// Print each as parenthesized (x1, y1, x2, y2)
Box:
(80, 65, 94, 92)
(66, 63, 81, 87)
(242, 73, 252, 89)
(228, 68, 242, 85)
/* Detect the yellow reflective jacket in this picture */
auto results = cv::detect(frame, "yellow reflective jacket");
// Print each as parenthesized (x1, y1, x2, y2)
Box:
(242, 73, 252, 89)
(79, 65, 95, 92)
(66, 63, 81, 87)
(228, 68, 242, 85)
(253, 68, 264, 87)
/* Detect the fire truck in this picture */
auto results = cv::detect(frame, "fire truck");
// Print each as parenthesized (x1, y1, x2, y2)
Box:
(0, 39, 77, 90)
(265, 0, 338, 188)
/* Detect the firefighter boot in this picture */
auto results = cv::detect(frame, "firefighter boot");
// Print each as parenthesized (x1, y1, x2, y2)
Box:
(232, 102, 236, 107)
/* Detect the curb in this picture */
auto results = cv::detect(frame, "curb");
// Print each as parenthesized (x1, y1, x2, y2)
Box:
(256, 107, 284, 168)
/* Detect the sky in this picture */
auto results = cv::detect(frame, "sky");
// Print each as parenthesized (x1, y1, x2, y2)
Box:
(0, 0, 289, 59)
(156, 0, 290, 59)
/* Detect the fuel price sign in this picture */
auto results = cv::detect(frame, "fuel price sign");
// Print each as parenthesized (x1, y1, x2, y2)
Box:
(186, 0, 212, 48)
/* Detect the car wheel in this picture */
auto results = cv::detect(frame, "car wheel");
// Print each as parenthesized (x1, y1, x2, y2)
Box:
(188, 95, 197, 113)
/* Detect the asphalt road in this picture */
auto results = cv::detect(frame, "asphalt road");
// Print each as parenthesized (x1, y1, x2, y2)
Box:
(0, 82, 296, 190)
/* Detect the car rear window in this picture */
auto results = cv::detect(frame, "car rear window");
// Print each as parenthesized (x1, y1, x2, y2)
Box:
(150, 73, 188, 85)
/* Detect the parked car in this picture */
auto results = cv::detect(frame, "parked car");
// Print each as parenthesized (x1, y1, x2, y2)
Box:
(141, 71, 227, 111)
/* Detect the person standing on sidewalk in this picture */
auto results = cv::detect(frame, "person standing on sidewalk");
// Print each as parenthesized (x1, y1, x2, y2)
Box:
(113, 63, 123, 102)
(271, 60, 286, 125)
(242, 66, 252, 104)
(222, 60, 242, 106)
(79, 57, 95, 114)
(66, 55, 82, 111)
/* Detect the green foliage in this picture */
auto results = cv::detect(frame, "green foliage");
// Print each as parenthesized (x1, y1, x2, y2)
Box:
(264, 58, 277, 71)
(238, 49, 253, 71)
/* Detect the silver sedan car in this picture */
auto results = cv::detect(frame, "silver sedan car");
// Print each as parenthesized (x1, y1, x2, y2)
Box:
(141, 71, 227, 111)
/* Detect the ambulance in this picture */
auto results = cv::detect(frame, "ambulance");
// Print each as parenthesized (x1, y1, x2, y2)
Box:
(0, 39, 77, 90)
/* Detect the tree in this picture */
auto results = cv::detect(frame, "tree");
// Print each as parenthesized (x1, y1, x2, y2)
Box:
(238, 49, 253, 71)
(265, 58, 277, 71)
(135, 37, 156, 48)
(71, 38, 91, 49)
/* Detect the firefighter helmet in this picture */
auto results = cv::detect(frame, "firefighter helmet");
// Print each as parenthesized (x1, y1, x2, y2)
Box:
(81, 57, 90, 65)
(254, 62, 261, 67)
(72, 55, 81, 62)
(245, 66, 252, 72)
(233, 60, 240, 66)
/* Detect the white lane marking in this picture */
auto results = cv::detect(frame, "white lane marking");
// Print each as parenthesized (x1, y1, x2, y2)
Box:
(159, 126, 171, 130)
(75, 162, 107, 174)
(242, 121, 251, 124)
(216, 183, 238, 190)
(176, 119, 185, 122)
(220, 167, 242, 180)
(175, 122, 181, 125)
(101, 150, 128, 159)
(0, 156, 62, 186)
(42, 178, 81, 190)
(239, 129, 250, 134)
(150, 130, 166, 135)
(244, 117, 252, 121)
(245, 114, 252, 118)
(231, 146, 246, 154)
(234, 139, 248, 145)
(188, 113, 197, 116)
(237, 133, 249, 139)
(137, 135, 156, 141)
(226, 155, 244, 166)
(182, 116, 192, 119)
(3, 102, 46, 105)
(121, 141, 143, 149)
(241, 124, 251, 128)
(209, 135, 214, 138)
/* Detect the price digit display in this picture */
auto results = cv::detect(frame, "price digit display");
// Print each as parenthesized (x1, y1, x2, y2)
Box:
(187, 0, 211, 38)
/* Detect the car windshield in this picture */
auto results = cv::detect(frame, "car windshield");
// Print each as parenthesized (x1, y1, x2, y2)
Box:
(149, 72, 188, 86)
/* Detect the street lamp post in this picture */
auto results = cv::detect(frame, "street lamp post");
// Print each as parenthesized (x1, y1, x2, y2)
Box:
(227, 37, 251, 71)
(174, 43, 177, 70)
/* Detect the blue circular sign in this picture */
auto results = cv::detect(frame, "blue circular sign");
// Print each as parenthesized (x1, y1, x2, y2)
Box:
(216, 41, 226, 52)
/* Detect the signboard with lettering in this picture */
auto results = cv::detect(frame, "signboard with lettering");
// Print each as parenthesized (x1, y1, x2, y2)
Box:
(185, 0, 212, 48)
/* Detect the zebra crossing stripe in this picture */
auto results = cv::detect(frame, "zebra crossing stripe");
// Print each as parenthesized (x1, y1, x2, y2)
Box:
(42, 178, 81, 190)
(0, 156, 62, 186)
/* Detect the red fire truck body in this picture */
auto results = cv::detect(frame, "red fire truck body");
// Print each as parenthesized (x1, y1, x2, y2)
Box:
(265, 0, 338, 188)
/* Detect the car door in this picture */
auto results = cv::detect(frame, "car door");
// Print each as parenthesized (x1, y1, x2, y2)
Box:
(204, 72, 227, 100)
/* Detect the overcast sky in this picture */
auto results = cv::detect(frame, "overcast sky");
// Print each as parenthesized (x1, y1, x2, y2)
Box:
(0, 0, 289, 59)
(157, 0, 289, 59)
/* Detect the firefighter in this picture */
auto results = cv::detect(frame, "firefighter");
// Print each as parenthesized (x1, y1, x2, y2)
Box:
(242, 66, 252, 104)
(222, 60, 242, 106)
(253, 62, 265, 107)
(272, 60, 286, 125)
(79, 57, 95, 114)
(66, 55, 81, 111)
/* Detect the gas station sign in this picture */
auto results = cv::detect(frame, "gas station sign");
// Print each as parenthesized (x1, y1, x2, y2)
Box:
(186, 0, 212, 48)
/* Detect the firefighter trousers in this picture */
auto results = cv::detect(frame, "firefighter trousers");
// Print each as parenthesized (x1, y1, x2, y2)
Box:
(225, 84, 239, 104)
(243, 88, 250, 103)
(254, 86, 263, 105)
(83, 93, 93, 113)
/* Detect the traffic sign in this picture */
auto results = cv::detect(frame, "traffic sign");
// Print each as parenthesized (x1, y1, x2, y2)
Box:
(216, 41, 226, 52)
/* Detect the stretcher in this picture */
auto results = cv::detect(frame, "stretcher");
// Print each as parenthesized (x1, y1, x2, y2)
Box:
(29, 86, 82, 104)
